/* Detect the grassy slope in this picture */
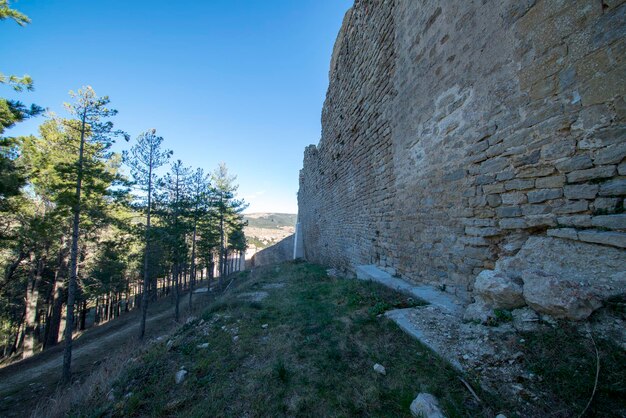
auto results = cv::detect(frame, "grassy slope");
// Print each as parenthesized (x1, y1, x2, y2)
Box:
(73, 262, 503, 417)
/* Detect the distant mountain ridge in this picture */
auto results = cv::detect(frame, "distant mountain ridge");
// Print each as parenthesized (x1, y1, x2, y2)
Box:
(244, 213, 297, 229)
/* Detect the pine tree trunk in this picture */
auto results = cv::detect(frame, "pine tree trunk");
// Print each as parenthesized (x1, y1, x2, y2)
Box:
(174, 264, 180, 322)
(23, 254, 43, 358)
(139, 150, 154, 340)
(62, 110, 87, 383)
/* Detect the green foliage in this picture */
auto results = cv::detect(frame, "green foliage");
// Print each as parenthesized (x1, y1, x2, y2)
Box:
(0, 0, 29, 27)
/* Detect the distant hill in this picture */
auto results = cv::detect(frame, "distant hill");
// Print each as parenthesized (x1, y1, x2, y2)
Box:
(244, 213, 297, 229)
(243, 213, 297, 256)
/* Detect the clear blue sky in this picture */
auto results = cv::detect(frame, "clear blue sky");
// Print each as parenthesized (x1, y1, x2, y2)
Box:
(2, 0, 352, 213)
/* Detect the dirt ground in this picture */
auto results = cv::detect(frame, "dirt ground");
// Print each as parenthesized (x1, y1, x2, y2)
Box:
(0, 286, 214, 417)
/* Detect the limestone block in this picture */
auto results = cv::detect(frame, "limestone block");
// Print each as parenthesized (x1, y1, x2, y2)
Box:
(501, 192, 527, 205)
(593, 142, 626, 165)
(563, 184, 598, 199)
(599, 178, 626, 196)
(497, 237, 626, 301)
(473, 270, 525, 309)
(555, 155, 593, 172)
(527, 188, 563, 203)
(547, 228, 578, 240)
(499, 218, 527, 229)
(593, 197, 621, 211)
(591, 214, 626, 230)
(553, 200, 588, 214)
(504, 179, 534, 191)
(535, 175, 565, 188)
(522, 270, 603, 320)
(497, 206, 522, 218)
(556, 215, 592, 227)
(566, 166, 616, 183)
(578, 230, 626, 248)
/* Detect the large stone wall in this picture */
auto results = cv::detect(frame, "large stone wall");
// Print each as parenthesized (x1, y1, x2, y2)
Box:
(298, 0, 626, 302)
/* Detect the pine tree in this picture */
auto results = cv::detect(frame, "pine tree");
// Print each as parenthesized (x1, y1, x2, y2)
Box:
(123, 129, 171, 339)
(61, 87, 126, 383)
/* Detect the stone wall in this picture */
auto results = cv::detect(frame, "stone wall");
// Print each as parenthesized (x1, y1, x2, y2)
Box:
(248, 235, 295, 268)
(298, 0, 626, 303)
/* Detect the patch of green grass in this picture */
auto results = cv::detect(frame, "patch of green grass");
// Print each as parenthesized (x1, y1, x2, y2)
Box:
(519, 324, 626, 417)
(72, 261, 506, 417)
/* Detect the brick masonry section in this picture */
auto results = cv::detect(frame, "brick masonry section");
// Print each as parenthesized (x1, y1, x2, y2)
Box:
(298, 0, 626, 301)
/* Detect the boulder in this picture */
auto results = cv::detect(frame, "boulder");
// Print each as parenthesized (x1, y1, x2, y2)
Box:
(410, 393, 445, 418)
(497, 237, 626, 299)
(473, 270, 525, 309)
(522, 270, 603, 320)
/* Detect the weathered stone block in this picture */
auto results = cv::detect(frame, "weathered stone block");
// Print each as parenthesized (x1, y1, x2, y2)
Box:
(482, 183, 505, 194)
(555, 154, 593, 172)
(522, 271, 603, 320)
(593, 142, 626, 165)
(499, 218, 527, 229)
(527, 188, 563, 203)
(557, 215, 592, 227)
(526, 214, 557, 227)
(497, 206, 522, 218)
(593, 197, 620, 211)
(473, 270, 525, 309)
(599, 178, 626, 196)
(563, 184, 598, 199)
(591, 214, 626, 230)
(504, 179, 534, 191)
(535, 175, 566, 188)
(566, 165, 616, 183)
(578, 230, 626, 248)
(501, 192, 527, 205)
(547, 228, 579, 240)
(554, 200, 589, 214)
(486, 194, 502, 207)
(465, 227, 500, 237)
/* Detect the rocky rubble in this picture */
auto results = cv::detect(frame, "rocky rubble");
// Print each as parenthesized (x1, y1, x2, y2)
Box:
(465, 237, 626, 322)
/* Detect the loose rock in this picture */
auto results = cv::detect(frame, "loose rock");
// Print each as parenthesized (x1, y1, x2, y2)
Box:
(175, 369, 187, 384)
(409, 393, 445, 418)
(373, 363, 386, 375)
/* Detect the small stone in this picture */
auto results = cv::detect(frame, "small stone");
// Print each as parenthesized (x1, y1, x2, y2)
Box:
(197, 343, 209, 349)
(175, 369, 188, 384)
(410, 393, 445, 418)
(166, 340, 174, 351)
(495, 414, 508, 418)
(261, 323, 269, 329)
(233, 335, 239, 342)
(373, 363, 386, 375)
